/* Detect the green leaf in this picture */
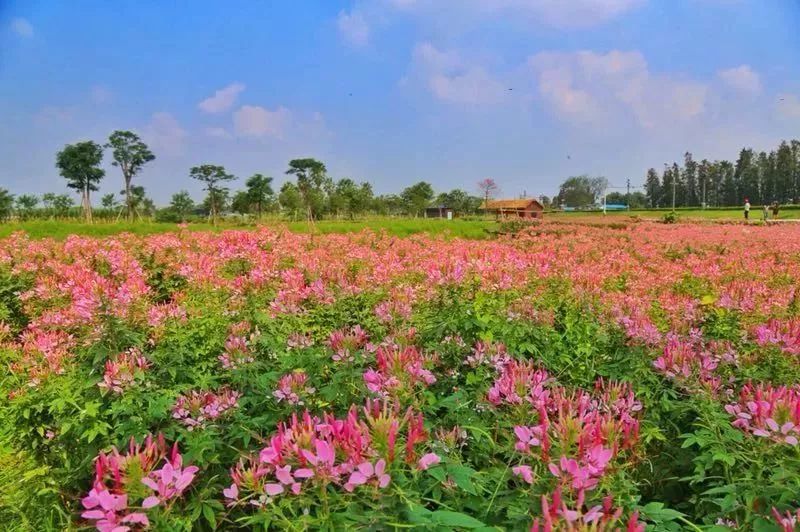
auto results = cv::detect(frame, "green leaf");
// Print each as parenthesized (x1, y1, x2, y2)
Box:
(430, 510, 487, 529)
(639, 502, 685, 522)
(202, 504, 217, 528)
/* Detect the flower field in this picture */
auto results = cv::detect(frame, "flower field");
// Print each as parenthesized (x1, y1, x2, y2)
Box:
(2, 222, 800, 531)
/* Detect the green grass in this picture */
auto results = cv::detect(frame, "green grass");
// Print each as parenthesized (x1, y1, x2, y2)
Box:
(550, 205, 800, 221)
(0, 218, 495, 240)
(2, 208, 797, 241)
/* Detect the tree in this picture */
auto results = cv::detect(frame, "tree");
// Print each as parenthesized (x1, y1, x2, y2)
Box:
(477, 178, 499, 208)
(644, 168, 661, 207)
(55, 141, 105, 221)
(189, 164, 236, 224)
(202, 189, 230, 219)
(170, 191, 195, 222)
(683, 152, 699, 207)
(734, 149, 759, 205)
(15, 194, 38, 220)
(245, 174, 274, 218)
(121, 185, 151, 219)
(401, 181, 435, 217)
(286, 158, 328, 221)
(588, 177, 609, 204)
(106, 131, 156, 220)
(101, 193, 118, 210)
(556, 176, 595, 207)
(0, 188, 14, 221)
(278, 182, 303, 220)
(231, 190, 252, 216)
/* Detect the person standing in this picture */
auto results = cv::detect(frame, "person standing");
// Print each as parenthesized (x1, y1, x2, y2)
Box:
(763, 204, 769, 222)
(772, 201, 780, 219)
(744, 198, 750, 220)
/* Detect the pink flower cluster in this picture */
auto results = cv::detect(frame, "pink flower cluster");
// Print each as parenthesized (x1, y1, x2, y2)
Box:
(487, 359, 551, 408)
(98, 348, 150, 394)
(273, 370, 316, 405)
(327, 325, 369, 362)
(725, 383, 800, 445)
(531, 488, 644, 532)
(465, 340, 512, 370)
(363, 345, 436, 398)
(754, 318, 800, 356)
(82, 434, 197, 531)
(269, 268, 332, 315)
(652, 336, 718, 383)
(219, 322, 259, 369)
(773, 507, 800, 532)
(172, 388, 240, 430)
(223, 401, 433, 508)
(510, 381, 641, 506)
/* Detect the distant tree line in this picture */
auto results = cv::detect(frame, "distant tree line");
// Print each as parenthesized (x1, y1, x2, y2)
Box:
(644, 139, 800, 208)
(0, 133, 490, 223)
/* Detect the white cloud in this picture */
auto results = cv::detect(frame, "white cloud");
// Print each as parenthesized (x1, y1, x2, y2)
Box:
(411, 42, 506, 104)
(142, 112, 186, 155)
(233, 105, 292, 139)
(337, 10, 370, 46)
(198, 83, 246, 113)
(529, 50, 708, 129)
(90, 85, 113, 104)
(11, 17, 33, 37)
(776, 94, 800, 119)
(204, 127, 233, 139)
(718, 65, 761, 94)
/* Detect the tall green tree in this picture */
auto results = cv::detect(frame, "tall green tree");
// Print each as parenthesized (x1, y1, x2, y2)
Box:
(0, 188, 14, 221)
(734, 149, 759, 204)
(55, 141, 105, 221)
(557, 176, 595, 207)
(244, 174, 274, 218)
(106, 130, 155, 220)
(400, 181, 435, 217)
(169, 191, 195, 222)
(278, 182, 303, 220)
(683, 152, 699, 207)
(644, 168, 661, 207)
(286, 158, 327, 221)
(101, 193, 119, 210)
(15, 195, 38, 220)
(775, 141, 795, 202)
(189, 164, 236, 224)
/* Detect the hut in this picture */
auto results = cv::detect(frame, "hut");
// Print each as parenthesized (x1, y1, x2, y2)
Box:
(480, 198, 544, 219)
(425, 205, 454, 219)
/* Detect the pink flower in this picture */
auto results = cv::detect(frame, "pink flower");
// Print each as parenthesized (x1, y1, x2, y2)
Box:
(344, 459, 391, 491)
(512, 465, 534, 484)
(417, 453, 441, 471)
(81, 488, 150, 532)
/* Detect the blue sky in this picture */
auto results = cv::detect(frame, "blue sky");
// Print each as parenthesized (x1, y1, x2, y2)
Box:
(1, 0, 799, 203)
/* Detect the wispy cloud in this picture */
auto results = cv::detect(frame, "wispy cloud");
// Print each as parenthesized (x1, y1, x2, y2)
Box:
(142, 112, 187, 155)
(233, 105, 292, 139)
(718, 65, 761, 94)
(410, 43, 506, 105)
(337, 10, 370, 46)
(529, 50, 708, 129)
(198, 83, 246, 113)
(11, 17, 33, 37)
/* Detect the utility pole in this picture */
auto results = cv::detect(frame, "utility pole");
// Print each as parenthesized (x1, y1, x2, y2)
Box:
(626, 178, 631, 211)
(702, 176, 707, 209)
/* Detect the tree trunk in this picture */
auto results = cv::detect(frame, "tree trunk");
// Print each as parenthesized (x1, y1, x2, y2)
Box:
(125, 175, 132, 221)
(83, 186, 93, 222)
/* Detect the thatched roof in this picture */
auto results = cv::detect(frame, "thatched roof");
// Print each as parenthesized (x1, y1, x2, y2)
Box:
(480, 198, 543, 210)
